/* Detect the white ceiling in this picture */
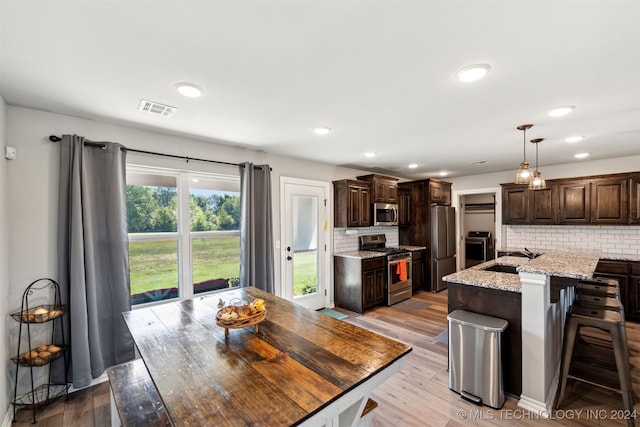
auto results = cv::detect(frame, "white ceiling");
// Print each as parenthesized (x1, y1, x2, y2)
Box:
(1, 0, 638, 179)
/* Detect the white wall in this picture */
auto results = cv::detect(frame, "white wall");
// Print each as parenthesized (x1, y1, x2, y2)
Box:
(4, 105, 370, 303)
(0, 96, 11, 426)
(449, 156, 640, 258)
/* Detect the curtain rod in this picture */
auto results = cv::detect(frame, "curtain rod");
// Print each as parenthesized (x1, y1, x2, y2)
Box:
(48, 135, 272, 169)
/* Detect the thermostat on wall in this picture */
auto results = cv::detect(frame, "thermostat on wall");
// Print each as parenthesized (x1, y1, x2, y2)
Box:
(5, 146, 16, 160)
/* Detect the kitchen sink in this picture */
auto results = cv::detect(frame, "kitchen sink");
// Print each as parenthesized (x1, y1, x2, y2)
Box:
(499, 249, 542, 259)
(482, 264, 519, 274)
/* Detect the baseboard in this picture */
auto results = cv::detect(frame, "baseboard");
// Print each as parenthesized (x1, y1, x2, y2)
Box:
(518, 394, 550, 417)
(517, 365, 560, 418)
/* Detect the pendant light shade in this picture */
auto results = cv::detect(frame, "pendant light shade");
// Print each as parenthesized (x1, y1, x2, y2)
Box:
(515, 124, 533, 184)
(528, 138, 546, 190)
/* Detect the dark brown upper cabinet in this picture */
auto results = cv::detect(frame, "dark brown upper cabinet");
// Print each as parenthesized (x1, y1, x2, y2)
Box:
(356, 174, 398, 203)
(590, 177, 628, 224)
(558, 180, 591, 224)
(502, 172, 638, 226)
(429, 180, 452, 205)
(502, 185, 529, 224)
(333, 179, 371, 228)
(398, 187, 411, 226)
(530, 185, 557, 224)
(630, 173, 640, 224)
(502, 184, 556, 224)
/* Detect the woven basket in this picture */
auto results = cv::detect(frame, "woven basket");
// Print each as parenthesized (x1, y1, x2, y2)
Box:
(216, 304, 266, 337)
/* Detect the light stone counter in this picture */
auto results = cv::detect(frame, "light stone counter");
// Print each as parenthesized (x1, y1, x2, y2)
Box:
(334, 250, 386, 259)
(518, 249, 600, 279)
(399, 245, 427, 252)
(444, 256, 530, 293)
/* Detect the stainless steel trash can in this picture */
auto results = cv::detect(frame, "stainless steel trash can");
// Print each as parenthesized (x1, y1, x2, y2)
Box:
(447, 310, 508, 409)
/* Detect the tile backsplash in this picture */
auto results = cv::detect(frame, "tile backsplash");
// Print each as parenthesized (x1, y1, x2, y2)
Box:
(505, 225, 639, 259)
(334, 227, 399, 253)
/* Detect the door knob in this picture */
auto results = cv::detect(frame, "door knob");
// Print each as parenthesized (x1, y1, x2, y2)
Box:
(287, 246, 291, 252)
(287, 256, 292, 261)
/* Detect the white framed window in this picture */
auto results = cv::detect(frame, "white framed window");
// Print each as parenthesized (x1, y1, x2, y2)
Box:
(126, 165, 241, 306)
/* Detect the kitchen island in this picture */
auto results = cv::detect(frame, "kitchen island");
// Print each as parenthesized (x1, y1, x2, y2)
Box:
(117, 287, 412, 426)
(444, 250, 600, 415)
(445, 256, 528, 396)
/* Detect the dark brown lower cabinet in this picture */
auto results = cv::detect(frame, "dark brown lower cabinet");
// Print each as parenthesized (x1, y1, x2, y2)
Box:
(594, 259, 639, 322)
(334, 255, 386, 314)
(410, 249, 425, 293)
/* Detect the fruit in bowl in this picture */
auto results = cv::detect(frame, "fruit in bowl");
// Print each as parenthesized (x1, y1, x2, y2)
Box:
(249, 298, 265, 314)
(219, 310, 239, 322)
(217, 298, 265, 322)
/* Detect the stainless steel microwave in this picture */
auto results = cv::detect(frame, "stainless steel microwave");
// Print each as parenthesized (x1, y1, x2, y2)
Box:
(373, 203, 398, 226)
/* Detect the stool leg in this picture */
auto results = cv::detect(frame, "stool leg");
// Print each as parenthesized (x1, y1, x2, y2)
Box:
(610, 326, 634, 417)
(556, 316, 578, 409)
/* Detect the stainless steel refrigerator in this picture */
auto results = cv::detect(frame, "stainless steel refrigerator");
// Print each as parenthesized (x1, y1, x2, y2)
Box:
(431, 205, 456, 292)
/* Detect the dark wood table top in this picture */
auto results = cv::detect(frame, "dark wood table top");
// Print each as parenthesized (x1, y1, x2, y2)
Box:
(122, 287, 412, 426)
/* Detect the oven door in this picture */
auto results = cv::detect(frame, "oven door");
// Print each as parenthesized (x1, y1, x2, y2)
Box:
(388, 256, 412, 304)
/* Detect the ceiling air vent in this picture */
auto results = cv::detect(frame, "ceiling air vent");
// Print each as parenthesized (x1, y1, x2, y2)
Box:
(138, 99, 177, 117)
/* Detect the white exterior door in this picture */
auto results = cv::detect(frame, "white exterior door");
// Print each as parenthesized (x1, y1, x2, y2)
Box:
(280, 177, 330, 310)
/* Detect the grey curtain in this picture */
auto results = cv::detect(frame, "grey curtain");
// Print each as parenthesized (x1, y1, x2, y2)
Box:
(239, 162, 275, 293)
(55, 134, 134, 388)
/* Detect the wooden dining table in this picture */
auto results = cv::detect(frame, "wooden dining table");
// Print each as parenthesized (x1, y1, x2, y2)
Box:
(119, 287, 412, 426)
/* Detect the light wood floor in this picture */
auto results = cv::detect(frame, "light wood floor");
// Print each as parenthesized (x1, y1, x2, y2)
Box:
(12, 290, 640, 426)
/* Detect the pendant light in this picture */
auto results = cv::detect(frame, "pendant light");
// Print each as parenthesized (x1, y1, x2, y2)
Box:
(529, 138, 546, 190)
(514, 124, 533, 184)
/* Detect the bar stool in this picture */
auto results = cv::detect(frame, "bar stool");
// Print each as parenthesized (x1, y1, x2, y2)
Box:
(576, 281, 620, 301)
(573, 293, 624, 348)
(574, 294, 623, 313)
(583, 276, 621, 287)
(556, 305, 633, 426)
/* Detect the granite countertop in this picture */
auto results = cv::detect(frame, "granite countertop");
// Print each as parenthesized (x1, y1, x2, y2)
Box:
(444, 249, 602, 292)
(518, 249, 600, 279)
(334, 250, 386, 259)
(399, 245, 427, 251)
(444, 256, 530, 293)
(498, 247, 639, 263)
(335, 245, 426, 259)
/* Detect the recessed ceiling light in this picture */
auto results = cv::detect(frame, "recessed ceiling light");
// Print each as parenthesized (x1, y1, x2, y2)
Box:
(565, 135, 586, 143)
(175, 82, 204, 98)
(407, 163, 418, 169)
(548, 105, 575, 117)
(574, 152, 590, 159)
(439, 171, 448, 177)
(455, 64, 491, 82)
(364, 152, 377, 158)
(312, 126, 332, 135)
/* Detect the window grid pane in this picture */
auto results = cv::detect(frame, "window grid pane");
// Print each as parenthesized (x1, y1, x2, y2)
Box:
(191, 234, 240, 294)
(129, 240, 179, 305)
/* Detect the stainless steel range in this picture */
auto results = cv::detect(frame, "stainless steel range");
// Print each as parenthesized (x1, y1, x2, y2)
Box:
(359, 234, 412, 305)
